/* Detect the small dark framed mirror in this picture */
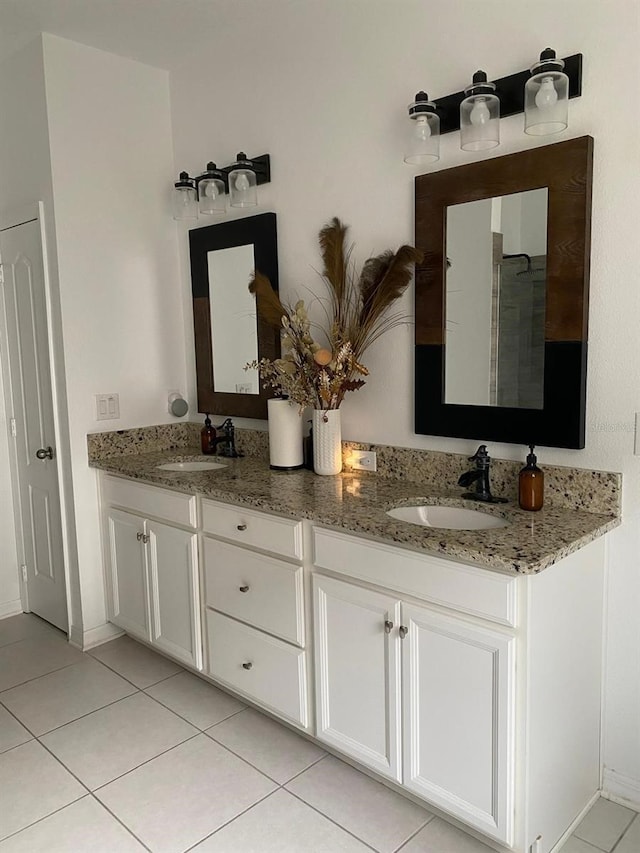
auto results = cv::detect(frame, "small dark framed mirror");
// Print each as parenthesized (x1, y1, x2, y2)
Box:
(190, 212, 279, 419)
(415, 136, 593, 449)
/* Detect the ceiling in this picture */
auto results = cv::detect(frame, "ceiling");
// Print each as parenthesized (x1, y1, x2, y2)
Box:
(0, 0, 280, 70)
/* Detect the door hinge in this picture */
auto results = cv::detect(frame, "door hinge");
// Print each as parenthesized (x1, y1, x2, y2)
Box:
(10, 418, 17, 437)
(20, 565, 27, 583)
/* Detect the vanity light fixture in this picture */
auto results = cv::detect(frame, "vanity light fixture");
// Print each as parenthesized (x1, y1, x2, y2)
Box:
(404, 52, 581, 165)
(460, 70, 500, 151)
(172, 153, 271, 221)
(524, 48, 569, 136)
(404, 92, 440, 165)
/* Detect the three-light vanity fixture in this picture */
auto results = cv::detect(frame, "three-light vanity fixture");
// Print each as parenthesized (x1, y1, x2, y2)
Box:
(404, 49, 582, 165)
(172, 152, 271, 221)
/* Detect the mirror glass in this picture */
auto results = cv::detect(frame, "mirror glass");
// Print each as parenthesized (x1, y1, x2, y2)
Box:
(208, 244, 259, 394)
(444, 188, 548, 409)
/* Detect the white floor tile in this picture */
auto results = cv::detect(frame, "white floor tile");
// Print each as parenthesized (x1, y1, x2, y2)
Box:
(0, 658, 136, 735)
(559, 836, 602, 852)
(0, 795, 146, 852)
(96, 733, 276, 853)
(192, 788, 372, 852)
(0, 706, 32, 754)
(614, 813, 640, 853)
(41, 692, 197, 789)
(573, 797, 636, 851)
(0, 740, 85, 841)
(207, 707, 325, 783)
(0, 635, 83, 692)
(89, 635, 182, 688)
(0, 615, 59, 649)
(399, 817, 495, 852)
(146, 670, 245, 729)
(286, 755, 432, 853)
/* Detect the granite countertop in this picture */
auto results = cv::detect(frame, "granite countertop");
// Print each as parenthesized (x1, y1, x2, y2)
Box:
(90, 448, 621, 576)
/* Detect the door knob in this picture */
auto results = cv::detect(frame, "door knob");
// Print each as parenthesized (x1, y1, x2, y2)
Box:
(36, 446, 54, 460)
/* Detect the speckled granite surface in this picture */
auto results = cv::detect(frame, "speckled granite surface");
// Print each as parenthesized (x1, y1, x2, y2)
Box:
(88, 428, 621, 575)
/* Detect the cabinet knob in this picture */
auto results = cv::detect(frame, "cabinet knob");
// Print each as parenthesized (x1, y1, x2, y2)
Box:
(239, 585, 250, 593)
(142, 533, 150, 544)
(242, 661, 253, 670)
(237, 523, 247, 531)
(384, 620, 393, 634)
(136, 531, 143, 541)
(399, 625, 408, 639)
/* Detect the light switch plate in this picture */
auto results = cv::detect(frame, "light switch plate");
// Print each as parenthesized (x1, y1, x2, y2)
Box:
(350, 450, 377, 472)
(95, 393, 120, 420)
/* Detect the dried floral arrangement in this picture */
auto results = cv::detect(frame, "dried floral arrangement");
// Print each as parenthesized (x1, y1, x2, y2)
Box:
(246, 217, 423, 410)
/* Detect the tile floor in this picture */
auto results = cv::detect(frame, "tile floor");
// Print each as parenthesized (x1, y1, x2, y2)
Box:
(0, 614, 638, 853)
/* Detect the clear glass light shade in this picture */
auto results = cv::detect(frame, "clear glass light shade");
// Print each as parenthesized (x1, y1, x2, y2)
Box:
(198, 177, 226, 215)
(229, 167, 258, 207)
(404, 113, 440, 165)
(460, 93, 500, 151)
(172, 185, 198, 220)
(524, 70, 569, 135)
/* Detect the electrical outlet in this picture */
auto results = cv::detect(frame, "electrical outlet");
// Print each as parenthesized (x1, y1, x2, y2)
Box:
(350, 450, 377, 472)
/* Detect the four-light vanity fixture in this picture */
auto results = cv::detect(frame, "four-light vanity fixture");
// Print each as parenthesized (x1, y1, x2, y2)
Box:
(172, 152, 271, 221)
(404, 48, 582, 165)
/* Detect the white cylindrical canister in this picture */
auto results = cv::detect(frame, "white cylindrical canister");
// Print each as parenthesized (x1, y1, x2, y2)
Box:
(268, 399, 304, 470)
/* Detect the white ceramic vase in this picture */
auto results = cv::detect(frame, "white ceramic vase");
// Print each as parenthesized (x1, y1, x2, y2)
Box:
(313, 409, 342, 475)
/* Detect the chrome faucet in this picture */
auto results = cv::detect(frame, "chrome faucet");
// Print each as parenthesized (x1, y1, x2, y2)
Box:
(213, 418, 239, 457)
(458, 445, 507, 504)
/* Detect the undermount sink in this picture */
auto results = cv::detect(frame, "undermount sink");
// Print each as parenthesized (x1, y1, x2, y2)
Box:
(386, 504, 509, 531)
(156, 460, 227, 472)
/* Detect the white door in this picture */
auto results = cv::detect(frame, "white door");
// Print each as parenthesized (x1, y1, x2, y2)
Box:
(147, 520, 201, 669)
(401, 602, 516, 845)
(106, 508, 149, 642)
(313, 574, 402, 782)
(0, 218, 68, 631)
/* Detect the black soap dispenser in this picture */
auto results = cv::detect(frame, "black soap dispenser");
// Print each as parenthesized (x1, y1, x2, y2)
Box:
(519, 445, 544, 511)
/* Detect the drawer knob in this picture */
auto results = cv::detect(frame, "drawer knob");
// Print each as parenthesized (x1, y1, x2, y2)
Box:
(237, 523, 247, 531)
(136, 531, 143, 541)
(242, 661, 253, 670)
(384, 620, 393, 634)
(399, 625, 408, 639)
(239, 585, 250, 593)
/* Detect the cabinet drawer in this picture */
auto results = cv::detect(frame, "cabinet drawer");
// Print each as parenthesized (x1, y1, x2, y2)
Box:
(103, 475, 197, 528)
(206, 611, 308, 727)
(313, 528, 517, 627)
(204, 538, 304, 646)
(201, 499, 303, 560)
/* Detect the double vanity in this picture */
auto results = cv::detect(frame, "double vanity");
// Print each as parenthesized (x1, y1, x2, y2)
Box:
(89, 428, 620, 853)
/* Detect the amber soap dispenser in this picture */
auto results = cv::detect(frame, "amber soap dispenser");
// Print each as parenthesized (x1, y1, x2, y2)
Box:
(519, 445, 544, 511)
(201, 414, 217, 455)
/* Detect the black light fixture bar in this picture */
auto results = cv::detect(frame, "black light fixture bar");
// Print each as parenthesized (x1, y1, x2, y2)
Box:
(434, 54, 582, 135)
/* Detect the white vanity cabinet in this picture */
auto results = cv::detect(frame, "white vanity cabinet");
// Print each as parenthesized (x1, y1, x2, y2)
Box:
(313, 526, 605, 853)
(102, 475, 201, 670)
(201, 499, 310, 729)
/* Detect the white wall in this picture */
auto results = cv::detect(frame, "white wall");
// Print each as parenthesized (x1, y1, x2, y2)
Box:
(169, 0, 640, 802)
(41, 35, 185, 637)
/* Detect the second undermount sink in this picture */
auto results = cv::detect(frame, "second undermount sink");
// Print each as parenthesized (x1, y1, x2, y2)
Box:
(387, 504, 509, 531)
(156, 460, 227, 472)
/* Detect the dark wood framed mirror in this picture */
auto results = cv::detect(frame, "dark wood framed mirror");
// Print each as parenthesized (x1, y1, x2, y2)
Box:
(415, 136, 593, 449)
(190, 212, 279, 419)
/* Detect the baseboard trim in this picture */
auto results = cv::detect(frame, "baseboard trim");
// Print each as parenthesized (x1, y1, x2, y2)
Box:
(549, 790, 601, 853)
(602, 768, 640, 811)
(70, 622, 123, 651)
(0, 599, 23, 619)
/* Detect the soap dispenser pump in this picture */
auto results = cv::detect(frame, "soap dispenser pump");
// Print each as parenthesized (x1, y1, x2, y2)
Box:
(201, 414, 217, 455)
(519, 445, 544, 511)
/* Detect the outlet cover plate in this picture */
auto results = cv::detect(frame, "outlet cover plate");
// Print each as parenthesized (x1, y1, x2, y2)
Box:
(350, 450, 377, 472)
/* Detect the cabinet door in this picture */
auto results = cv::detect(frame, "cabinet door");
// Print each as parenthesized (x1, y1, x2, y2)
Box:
(106, 509, 149, 641)
(313, 574, 402, 782)
(147, 520, 201, 670)
(402, 603, 515, 844)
